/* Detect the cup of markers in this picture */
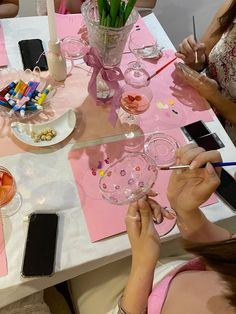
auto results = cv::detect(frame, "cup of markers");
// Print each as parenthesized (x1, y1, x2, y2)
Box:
(0, 79, 54, 118)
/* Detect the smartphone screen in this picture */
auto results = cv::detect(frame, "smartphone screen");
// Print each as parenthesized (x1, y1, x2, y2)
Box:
(22, 213, 58, 277)
(181, 120, 210, 141)
(18, 39, 48, 71)
(216, 169, 236, 211)
(194, 133, 224, 151)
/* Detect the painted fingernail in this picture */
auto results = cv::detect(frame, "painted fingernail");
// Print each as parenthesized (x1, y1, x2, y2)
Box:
(156, 215, 163, 224)
(153, 217, 158, 224)
(190, 160, 198, 170)
(206, 162, 216, 175)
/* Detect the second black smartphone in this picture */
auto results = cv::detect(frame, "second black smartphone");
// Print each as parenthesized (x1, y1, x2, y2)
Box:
(22, 213, 58, 277)
(181, 120, 210, 141)
(194, 133, 225, 151)
(18, 39, 48, 71)
(216, 169, 236, 211)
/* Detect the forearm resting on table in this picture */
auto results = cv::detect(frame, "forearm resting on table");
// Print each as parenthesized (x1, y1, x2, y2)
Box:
(208, 91, 236, 124)
(177, 209, 232, 243)
(121, 264, 154, 314)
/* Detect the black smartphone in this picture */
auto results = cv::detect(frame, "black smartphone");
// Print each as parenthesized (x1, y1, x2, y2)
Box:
(22, 213, 58, 277)
(216, 169, 236, 211)
(194, 133, 224, 150)
(181, 120, 210, 141)
(18, 39, 48, 71)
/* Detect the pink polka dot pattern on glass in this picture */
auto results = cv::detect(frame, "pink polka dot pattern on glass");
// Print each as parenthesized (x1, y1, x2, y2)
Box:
(99, 153, 158, 205)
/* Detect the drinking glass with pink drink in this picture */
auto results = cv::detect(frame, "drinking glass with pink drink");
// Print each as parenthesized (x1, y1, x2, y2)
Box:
(119, 85, 153, 138)
(0, 166, 21, 217)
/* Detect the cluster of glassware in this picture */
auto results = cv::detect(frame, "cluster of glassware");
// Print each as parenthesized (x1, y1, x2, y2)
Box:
(99, 133, 179, 205)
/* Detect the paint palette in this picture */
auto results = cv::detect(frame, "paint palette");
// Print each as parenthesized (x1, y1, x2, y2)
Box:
(99, 152, 157, 205)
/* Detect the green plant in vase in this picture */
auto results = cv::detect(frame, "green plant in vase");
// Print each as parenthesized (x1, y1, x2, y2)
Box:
(98, 0, 137, 28)
(82, 0, 138, 67)
(82, 0, 138, 126)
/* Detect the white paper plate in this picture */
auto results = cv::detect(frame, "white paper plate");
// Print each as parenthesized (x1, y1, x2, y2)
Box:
(11, 109, 76, 147)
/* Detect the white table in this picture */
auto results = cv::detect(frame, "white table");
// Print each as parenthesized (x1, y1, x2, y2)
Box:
(0, 13, 235, 308)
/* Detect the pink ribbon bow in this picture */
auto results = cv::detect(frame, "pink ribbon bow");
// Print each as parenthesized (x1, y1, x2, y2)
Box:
(83, 47, 124, 127)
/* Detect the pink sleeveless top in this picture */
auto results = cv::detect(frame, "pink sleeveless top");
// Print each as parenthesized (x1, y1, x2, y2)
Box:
(148, 258, 206, 314)
(58, 0, 86, 14)
(58, 0, 68, 14)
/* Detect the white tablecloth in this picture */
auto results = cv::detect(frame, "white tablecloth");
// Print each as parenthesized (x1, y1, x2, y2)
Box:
(0, 13, 235, 308)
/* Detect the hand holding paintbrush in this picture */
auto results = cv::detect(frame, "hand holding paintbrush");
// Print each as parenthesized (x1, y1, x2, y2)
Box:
(175, 18, 206, 71)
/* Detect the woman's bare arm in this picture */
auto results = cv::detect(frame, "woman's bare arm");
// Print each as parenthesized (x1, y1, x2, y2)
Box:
(201, 0, 233, 56)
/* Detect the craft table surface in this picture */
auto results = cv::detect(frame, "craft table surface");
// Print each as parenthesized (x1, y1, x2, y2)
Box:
(0, 13, 235, 307)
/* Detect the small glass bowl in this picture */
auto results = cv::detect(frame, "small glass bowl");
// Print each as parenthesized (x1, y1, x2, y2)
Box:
(60, 36, 89, 61)
(144, 133, 179, 167)
(99, 152, 157, 205)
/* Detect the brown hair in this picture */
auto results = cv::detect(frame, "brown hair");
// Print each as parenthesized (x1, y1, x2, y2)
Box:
(183, 238, 236, 308)
(214, 0, 236, 35)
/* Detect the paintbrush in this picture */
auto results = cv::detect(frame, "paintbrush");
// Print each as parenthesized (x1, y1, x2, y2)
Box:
(147, 56, 177, 81)
(160, 162, 236, 170)
(192, 16, 198, 63)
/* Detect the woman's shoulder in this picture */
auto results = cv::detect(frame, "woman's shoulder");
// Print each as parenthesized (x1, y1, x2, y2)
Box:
(161, 270, 236, 314)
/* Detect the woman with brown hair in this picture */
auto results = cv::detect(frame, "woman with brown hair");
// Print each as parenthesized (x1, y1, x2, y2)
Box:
(69, 144, 236, 314)
(175, 0, 236, 144)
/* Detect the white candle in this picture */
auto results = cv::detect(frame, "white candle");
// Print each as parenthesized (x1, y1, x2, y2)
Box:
(46, 0, 57, 42)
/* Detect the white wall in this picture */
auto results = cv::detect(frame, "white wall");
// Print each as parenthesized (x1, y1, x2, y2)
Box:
(18, 0, 223, 48)
(18, 0, 37, 17)
(154, 0, 223, 48)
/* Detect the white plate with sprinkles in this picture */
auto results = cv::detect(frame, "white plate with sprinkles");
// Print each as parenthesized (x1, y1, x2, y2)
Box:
(11, 109, 76, 147)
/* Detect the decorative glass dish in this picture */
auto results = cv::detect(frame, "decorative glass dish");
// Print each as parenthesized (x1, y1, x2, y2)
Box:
(144, 133, 179, 167)
(99, 152, 157, 205)
(0, 67, 55, 120)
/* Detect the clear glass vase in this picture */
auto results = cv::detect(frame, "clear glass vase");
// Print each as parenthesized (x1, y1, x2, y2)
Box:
(82, 0, 138, 67)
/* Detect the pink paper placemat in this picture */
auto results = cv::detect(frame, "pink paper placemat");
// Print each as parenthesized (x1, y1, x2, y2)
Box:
(0, 22, 8, 67)
(0, 215, 7, 277)
(120, 17, 214, 131)
(69, 128, 218, 242)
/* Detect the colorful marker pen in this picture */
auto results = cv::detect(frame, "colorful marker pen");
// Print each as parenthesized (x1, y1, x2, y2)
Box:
(0, 81, 17, 97)
(26, 82, 40, 98)
(12, 80, 24, 97)
(37, 85, 52, 105)
(15, 82, 41, 110)
(26, 103, 42, 111)
(24, 81, 33, 97)
(0, 98, 12, 109)
(20, 104, 26, 117)
(15, 82, 28, 100)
